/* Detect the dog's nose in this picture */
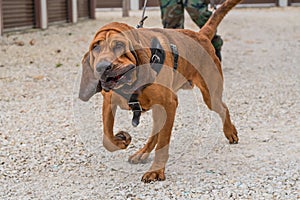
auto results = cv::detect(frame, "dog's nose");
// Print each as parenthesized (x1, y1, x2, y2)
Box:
(96, 61, 112, 73)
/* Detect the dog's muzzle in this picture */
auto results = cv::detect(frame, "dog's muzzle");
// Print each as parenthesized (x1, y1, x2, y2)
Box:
(96, 61, 112, 74)
(96, 61, 136, 91)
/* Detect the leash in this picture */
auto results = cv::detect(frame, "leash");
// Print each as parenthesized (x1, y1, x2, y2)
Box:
(210, 0, 226, 11)
(136, 0, 148, 28)
(123, 0, 148, 127)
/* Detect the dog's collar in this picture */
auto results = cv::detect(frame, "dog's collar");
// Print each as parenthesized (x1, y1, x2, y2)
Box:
(128, 91, 144, 127)
(114, 84, 150, 127)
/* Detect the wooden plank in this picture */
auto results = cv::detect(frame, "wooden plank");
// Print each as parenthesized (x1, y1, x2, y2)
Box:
(0, 0, 3, 35)
(3, 0, 35, 29)
(90, 0, 96, 19)
(96, 0, 122, 8)
(78, 0, 89, 18)
(47, 0, 68, 23)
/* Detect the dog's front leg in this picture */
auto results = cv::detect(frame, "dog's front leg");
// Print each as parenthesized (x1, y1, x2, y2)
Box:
(141, 95, 178, 183)
(128, 108, 162, 164)
(102, 94, 131, 152)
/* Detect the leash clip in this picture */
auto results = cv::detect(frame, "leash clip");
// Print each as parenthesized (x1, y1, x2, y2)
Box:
(128, 101, 142, 112)
(128, 101, 142, 127)
(137, 16, 148, 28)
(151, 54, 161, 63)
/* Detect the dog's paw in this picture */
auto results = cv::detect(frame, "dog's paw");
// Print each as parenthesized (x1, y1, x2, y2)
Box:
(225, 125, 239, 144)
(128, 150, 150, 164)
(103, 131, 131, 152)
(141, 169, 165, 183)
(114, 131, 132, 149)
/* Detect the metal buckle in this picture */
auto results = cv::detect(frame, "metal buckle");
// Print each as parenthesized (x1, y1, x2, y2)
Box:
(151, 54, 160, 63)
(128, 101, 142, 112)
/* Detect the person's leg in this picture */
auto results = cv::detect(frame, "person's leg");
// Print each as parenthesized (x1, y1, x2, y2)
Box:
(185, 0, 211, 28)
(185, 0, 223, 61)
(159, 0, 185, 28)
(211, 34, 223, 61)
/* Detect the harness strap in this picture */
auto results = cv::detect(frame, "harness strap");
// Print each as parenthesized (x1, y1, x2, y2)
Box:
(149, 37, 165, 74)
(170, 43, 179, 71)
(150, 43, 179, 73)
(117, 43, 179, 127)
(114, 83, 149, 127)
(128, 93, 142, 127)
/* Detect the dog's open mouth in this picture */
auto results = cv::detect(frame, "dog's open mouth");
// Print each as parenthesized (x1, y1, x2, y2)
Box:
(101, 65, 136, 91)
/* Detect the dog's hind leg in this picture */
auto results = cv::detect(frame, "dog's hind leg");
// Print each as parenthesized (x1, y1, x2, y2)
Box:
(215, 100, 238, 144)
(193, 73, 238, 144)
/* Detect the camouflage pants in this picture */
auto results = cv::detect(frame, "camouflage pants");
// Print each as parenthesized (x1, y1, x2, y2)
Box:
(159, 0, 223, 51)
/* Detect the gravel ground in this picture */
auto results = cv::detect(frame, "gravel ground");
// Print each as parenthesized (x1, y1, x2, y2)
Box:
(0, 7, 299, 199)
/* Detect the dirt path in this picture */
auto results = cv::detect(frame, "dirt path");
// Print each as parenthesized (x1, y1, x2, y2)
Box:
(0, 7, 299, 199)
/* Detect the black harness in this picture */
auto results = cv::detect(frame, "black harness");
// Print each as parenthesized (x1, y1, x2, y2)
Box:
(128, 93, 143, 127)
(124, 2, 180, 127)
(129, 42, 178, 127)
(116, 41, 179, 127)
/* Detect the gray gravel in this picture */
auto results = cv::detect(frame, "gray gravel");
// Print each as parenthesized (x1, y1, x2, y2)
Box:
(0, 7, 300, 199)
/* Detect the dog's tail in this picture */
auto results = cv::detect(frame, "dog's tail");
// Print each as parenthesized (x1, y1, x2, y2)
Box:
(200, 0, 242, 40)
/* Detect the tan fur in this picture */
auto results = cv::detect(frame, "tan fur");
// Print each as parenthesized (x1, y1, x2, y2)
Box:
(79, 0, 241, 182)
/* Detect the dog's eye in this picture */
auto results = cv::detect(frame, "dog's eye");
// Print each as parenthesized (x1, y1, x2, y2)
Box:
(93, 44, 101, 52)
(113, 41, 125, 51)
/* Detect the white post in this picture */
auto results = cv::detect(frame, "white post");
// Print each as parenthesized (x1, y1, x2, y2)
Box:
(122, 0, 130, 17)
(72, 0, 78, 23)
(131, 0, 139, 10)
(41, 0, 47, 29)
(279, 0, 288, 6)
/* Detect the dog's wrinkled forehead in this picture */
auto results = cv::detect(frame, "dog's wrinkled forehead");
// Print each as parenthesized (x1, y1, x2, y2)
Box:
(89, 22, 139, 50)
(89, 30, 127, 50)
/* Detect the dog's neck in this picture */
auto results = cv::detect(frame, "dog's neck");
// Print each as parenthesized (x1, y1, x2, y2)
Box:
(112, 65, 156, 127)
(113, 65, 156, 97)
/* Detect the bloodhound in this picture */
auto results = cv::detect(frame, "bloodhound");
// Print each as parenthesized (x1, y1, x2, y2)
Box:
(79, 0, 241, 182)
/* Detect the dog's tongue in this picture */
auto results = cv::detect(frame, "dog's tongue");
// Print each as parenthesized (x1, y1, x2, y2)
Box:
(116, 75, 121, 80)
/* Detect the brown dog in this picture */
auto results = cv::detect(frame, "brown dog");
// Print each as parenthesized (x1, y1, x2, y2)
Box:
(79, 0, 241, 182)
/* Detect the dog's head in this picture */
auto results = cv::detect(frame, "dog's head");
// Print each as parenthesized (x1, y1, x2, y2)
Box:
(79, 22, 149, 101)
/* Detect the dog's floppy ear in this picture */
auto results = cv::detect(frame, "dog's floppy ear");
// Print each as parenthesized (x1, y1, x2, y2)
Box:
(79, 52, 101, 101)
